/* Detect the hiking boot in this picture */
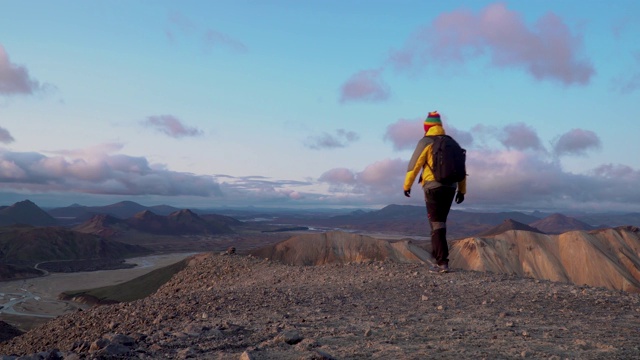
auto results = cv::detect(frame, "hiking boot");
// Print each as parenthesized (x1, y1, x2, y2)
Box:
(429, 264, 449, 273)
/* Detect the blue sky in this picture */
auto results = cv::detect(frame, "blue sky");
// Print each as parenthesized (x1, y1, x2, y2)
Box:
(1, 1, 639, 212)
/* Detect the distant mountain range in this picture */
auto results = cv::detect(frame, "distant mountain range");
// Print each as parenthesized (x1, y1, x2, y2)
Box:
(1, 199, 640, 240)
(271, 204, 640, 238)
(47, 201, 182, 225)
(73, 209, 237, 237)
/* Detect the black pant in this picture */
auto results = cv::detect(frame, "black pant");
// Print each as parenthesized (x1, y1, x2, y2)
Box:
(424, 186, 456, 265)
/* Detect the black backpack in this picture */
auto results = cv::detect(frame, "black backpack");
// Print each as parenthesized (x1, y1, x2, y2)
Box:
(427, 135, 466, 184)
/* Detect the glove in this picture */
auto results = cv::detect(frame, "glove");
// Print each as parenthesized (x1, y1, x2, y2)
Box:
(455, 192, 465, 204)
(404, 189, 411, 197)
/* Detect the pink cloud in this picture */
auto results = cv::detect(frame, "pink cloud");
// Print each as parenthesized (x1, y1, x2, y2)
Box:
(384, 118, 474, 151)
(0, 147, 221, 197)
(389, 3, 594, 85)
(319, 158, 406, 197)
(384, 119, 423, 151)
(318, 168, 356, 185)
(142, 115, 203, 138)
(500, 122, 543, 151)
(553, 128, 601, 156)
(339, 69, 390, 104)
(0, 45, 44, 96)
(0, 126, 15, 144)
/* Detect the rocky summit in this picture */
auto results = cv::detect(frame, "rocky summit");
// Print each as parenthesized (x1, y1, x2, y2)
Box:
(1, 252, 639, 359)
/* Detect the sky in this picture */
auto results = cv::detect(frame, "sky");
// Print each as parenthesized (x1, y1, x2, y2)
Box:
(1, 1, 639, 213)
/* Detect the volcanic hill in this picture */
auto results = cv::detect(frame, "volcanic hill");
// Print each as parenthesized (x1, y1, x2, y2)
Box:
(529, 213, 595, 234)
(0, 200, 57, 227)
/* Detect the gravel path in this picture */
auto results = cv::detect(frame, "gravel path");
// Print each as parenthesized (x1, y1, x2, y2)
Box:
(1, 253, 639, 359)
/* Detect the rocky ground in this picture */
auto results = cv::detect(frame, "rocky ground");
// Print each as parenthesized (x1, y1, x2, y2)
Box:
(1, 252, 639, 359)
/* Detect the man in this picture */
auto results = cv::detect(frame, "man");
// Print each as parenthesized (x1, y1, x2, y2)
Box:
(403, 111, 466, 273)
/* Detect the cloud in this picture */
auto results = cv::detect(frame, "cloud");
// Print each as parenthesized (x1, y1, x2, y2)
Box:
(306, 129, 359, 149)
(339, 69, 390, 104)
(212, 175, 313, 204)
(383, 119, 423, 151)
(319, 158, 406, 199)
(0, 45, 44, 96)
(553, 128, 601, 156)
(142, 115, 203, 138)
(0, 146, 222, 197)
(388, 3, 594, 86)
(0, 127, 15, 144)
(314, 119, 640, 211)
(384, 118, 474, 151)
(500, 122, 543, 151)
(166, 11, 247, 54)
(318, 168, 356, 185)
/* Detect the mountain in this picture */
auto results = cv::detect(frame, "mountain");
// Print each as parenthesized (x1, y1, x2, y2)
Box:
(250, 227, 640, 293)
(476, 219, 545, 237)
(127, 209, 234, 235)
(269, 204, 544, 239)
(450, 227, 640, 292)
(529, 213, 594, 234)
(47, 201, 181, 224)
(0, 200, 57, 227)
(71, 214, 129, 238)
(74, 209, 235, 238)
(0, 225, 150, 267)
(575, 212, 640, 228)
(1, 252, 639, 359)
(250, 231, 430, 265)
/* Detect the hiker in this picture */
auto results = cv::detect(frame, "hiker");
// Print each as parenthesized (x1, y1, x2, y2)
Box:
(403, 111, 467, 273)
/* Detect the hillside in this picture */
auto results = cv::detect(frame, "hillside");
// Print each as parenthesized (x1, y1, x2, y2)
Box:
(0, 200, 57, 227)
(530, 213, 594, 234)
(475, 218, 545, 237)
(1, 253, 639, 359)
(0, 226, 151, 267)
(250, 231, 430, 265)
(450, 227, 640, 292)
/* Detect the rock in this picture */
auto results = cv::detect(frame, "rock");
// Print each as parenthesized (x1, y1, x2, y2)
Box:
(239, 350, 255, 360)
(274, 330, 303, 345)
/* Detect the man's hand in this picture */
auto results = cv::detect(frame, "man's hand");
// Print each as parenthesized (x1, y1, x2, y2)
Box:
(455, 192, 465, 204)
(404, 189, 411, 197)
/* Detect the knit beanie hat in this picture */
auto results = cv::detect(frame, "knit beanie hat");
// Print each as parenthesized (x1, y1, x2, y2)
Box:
(424, 111, 442, 133)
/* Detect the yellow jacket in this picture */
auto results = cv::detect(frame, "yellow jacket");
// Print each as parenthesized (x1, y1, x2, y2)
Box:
(403, 126, 467, 194)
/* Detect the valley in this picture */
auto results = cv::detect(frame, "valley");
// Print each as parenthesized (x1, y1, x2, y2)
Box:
(0, 252, 196, 331)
